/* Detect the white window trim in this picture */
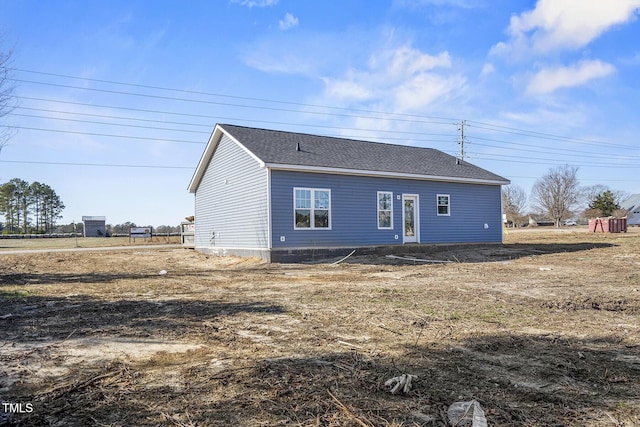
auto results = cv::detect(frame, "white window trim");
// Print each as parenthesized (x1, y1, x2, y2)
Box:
(293, 187, 332, 230)
(377, 191, 394, 230)
(437, 194, 451, 216)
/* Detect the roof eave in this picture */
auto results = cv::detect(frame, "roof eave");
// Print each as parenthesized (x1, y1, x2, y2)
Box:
(264, 163, 510, 186)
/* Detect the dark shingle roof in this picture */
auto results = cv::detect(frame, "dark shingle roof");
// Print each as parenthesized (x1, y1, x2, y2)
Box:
(220, 124, 509, 184)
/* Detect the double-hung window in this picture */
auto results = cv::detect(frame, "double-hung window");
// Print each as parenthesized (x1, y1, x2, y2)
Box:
(377, 191, 393, 229)
(437, 194, 450, 216)
(294, 188, 331, 229)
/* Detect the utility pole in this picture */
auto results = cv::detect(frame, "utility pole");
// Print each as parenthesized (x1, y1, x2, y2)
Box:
(458, 120, 466, 161)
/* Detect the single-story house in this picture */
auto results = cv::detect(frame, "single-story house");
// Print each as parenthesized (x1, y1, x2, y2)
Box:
(620, 194, 640, 226)
(528, 214, 555, 227)
(187, 124, 510, 262)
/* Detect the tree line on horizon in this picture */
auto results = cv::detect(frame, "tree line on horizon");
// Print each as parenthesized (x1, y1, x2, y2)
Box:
(502, 165, 629, 227)
(106, 222, 180, 235)
(0, 178, 65, 234)
(45, 222, 181, 235)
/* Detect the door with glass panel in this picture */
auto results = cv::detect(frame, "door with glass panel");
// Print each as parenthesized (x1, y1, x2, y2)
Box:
(402, 194, 419, 243)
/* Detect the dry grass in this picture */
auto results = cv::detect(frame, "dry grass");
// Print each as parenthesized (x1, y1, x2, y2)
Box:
(0, 235, 181, 251)
(1, 228, 639, 426)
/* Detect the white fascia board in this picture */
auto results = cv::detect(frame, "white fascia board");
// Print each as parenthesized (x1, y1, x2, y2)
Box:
(265, 163, 511, 186)
(187, 124, 266, 193)
(187, 126, 221, 193)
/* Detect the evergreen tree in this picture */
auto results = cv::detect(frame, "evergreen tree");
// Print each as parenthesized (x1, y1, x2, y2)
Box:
(0, 181, 17, 232)
(589, 190, 619, 217)
(41, 185, 65, 232)
(0, 178, 29, 232)
(30, 181, 45, 232)
(0, 179, 65, 233)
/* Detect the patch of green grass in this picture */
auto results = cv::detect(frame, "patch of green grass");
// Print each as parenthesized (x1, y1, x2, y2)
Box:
(447, 310, 462, 321)
(476, 306, 510, 324)
(0, 289, 30, 299)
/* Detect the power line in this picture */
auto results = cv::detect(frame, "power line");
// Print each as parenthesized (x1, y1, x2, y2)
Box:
(470, 152, 639, 168)
(3, 123, 456, 146)
(17, 95, 223, 121)
(470, 139, 640, 161)
(13, 102, 635, 162)
(4, 125, 205, 144)
(11, 112, 210, 135)
(10, 70, 635, 154)
(10, 68, 633, 151)
(0, 159, 193, 169)
(5, 114, 636, 169)
(15, 105, 213, 129)
(8, 76, 458, 126)
(13, 107, 640, 160)
(466, 120, 636, 150)
(508, 175, 638, 183)
(4, 119, 635, 168)
(471, 135, 605, 155)
(13, 96, 458, 139)
(10, 67, 462, 123)
(4, 68, 639, 174)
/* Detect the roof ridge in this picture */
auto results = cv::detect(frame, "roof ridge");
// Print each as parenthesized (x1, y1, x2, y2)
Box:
(218, 123, 442, 153)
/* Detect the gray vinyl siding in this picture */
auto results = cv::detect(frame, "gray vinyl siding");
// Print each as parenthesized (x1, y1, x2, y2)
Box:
(194, 134, 268, 250)
(270, 170, 503, 248)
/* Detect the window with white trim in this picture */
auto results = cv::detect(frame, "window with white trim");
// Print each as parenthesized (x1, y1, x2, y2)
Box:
(294, 188, 331, 229)
(377, 191, 393, 229)
(437, 194, 450, 216)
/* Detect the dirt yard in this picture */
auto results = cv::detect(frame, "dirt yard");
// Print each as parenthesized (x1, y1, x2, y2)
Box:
(1, 228, 639, 426)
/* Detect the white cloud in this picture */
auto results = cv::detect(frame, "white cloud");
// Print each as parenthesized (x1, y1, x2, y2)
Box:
(526, 60, 615, 95)
(370, 46, 452, 77)
(239, 31, 356, 75)
(241, 30, 465, 115)
(231, 0, 278, 8)
(321, 77, 372, 101)
(500, 106, 588, 129)
(323, 44, 464, 113)
(279, 13, 299, 31)
(242, 43, 320, 74)
(492, 0, 640, 57)
(480, 62, 495, 77)
(392, 72, 463, 112)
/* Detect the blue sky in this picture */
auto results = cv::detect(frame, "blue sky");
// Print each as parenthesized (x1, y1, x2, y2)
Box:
(1, 0, 639, 226)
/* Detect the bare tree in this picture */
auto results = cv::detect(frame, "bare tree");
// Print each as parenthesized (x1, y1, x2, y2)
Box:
(581, 185, 630, 219)
(502, 185, 528, 227)
(582, 184, 609, 207)
(0, 36, 16, 153)
(531, 165, 580, 227)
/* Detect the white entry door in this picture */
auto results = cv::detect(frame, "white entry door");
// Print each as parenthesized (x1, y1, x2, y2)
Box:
(402, 194, 419, 243)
